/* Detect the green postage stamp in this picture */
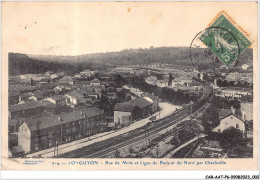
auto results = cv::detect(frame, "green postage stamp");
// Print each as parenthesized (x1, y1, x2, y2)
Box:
(199, 11, 252, 66)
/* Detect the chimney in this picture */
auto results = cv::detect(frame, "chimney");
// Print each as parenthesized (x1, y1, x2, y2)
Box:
(241, 110, 245, 120)
(231, 106, 235, 115)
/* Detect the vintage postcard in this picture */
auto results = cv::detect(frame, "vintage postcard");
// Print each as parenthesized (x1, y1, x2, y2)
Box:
(1, 1, 258, 171)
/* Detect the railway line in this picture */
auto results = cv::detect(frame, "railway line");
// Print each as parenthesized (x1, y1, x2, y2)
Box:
(84, 114, 197, 158)
(57, 82, 213, 158)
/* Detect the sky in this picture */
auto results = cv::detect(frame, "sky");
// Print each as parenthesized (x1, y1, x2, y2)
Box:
(2, 2, 258, 56)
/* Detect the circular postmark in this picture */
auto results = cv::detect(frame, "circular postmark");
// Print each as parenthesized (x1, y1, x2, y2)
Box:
(190, 26, 240, 75)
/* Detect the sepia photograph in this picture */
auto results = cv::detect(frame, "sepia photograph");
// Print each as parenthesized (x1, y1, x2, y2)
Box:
(1, 1, 258, 172)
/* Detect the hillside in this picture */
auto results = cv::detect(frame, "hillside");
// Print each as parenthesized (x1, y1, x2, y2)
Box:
(9, 47, 253, 75)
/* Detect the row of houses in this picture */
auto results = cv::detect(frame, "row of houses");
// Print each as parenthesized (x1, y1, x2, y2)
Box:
(215, 87, 253, 99)
(145, 76, 202, 92)
(9, 88, 102, 119)
(19, 69, 99, 82)
(8, 78, 103, 105)
(18, 107, 106, 153)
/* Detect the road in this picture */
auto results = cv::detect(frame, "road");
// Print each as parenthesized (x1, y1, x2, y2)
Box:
(27, 102, 178, 158)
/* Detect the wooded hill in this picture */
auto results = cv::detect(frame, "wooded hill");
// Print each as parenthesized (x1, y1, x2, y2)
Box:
(9, 46, 253, 75)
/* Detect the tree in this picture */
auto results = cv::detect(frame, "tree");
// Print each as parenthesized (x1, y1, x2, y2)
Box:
(233, 139, 249, 157)
(170, 137, 180, 146)
(113, 74, 127, 87)
(242, 81, 249, 88)
(229, 81, 235, 86)
(219, 127, 243, 151)
(168, 73, 173, 86)
(216, 79, 222, 87)
(128, 147, 134, 156)
(232, 99, 241, 109)
(115, 149, 121, 158)
(222, 80, 229, 87)
(201, 105, 219, 132)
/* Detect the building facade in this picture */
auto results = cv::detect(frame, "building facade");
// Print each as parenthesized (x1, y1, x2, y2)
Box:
(113, 97, 154, 125)
(213, 114, 246, 136)
(18, 107, 106, 153)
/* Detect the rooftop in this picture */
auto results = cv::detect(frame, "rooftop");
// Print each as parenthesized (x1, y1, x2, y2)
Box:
(19, 92, 32, 98)
(218, 109, 232, 118)
(114, 103, 138, 112)
(9, 85, 39, 93)
(220, 87, 252, 92)
(91, 78, 101, 83)
(59, 76, 73, 82)
(188, 81, 202, 87)
(24, 107, 104, 131)
(9, 101, 45, 112)
(65, 90, 85, 99)
(47, 95, 67, 101)
(114, 97, 152, 112)
(130, 97, 153, 109)
(50, 74, 58, 79)
(9, 88, 20, 96)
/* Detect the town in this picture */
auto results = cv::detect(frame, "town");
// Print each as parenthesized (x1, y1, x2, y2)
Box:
(8, 49, 253, 159)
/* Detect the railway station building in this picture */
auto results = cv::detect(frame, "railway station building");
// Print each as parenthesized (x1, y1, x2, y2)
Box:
(113, 97, 154, 125)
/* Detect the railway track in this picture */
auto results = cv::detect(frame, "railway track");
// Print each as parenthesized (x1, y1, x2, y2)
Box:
(57, 83, 213, 158)
(84, 115, 196, 158)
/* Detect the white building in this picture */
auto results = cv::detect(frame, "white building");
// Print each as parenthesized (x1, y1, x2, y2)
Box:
(145, 76, 157, 85)
(80, 69, 92, 77)
(171, 75, 193, 87)
(241, 64, 250, 70)
(90, 79, 101, 86)
(215, 87, 252, 98)
(114, 67, 134, 74)
(213, 113, 246, 137)
(65, 90, 85, 105)
(157, 80, 168, 87)
(46, 95, 68, 106)
(50, 74, 58, 80)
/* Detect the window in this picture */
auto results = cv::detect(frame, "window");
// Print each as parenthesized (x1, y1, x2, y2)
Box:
(48, 131, 54, 138)
(72, 122, 75, 126)
(49, 140, 52, 147)
(34, 138, 39, 143)
(218, 129, 221, 133)
(34, 144, 39, 151)
(40, 136, 45, 141)
(72, 127, 76, 132)
(236, 124, 239, 128)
